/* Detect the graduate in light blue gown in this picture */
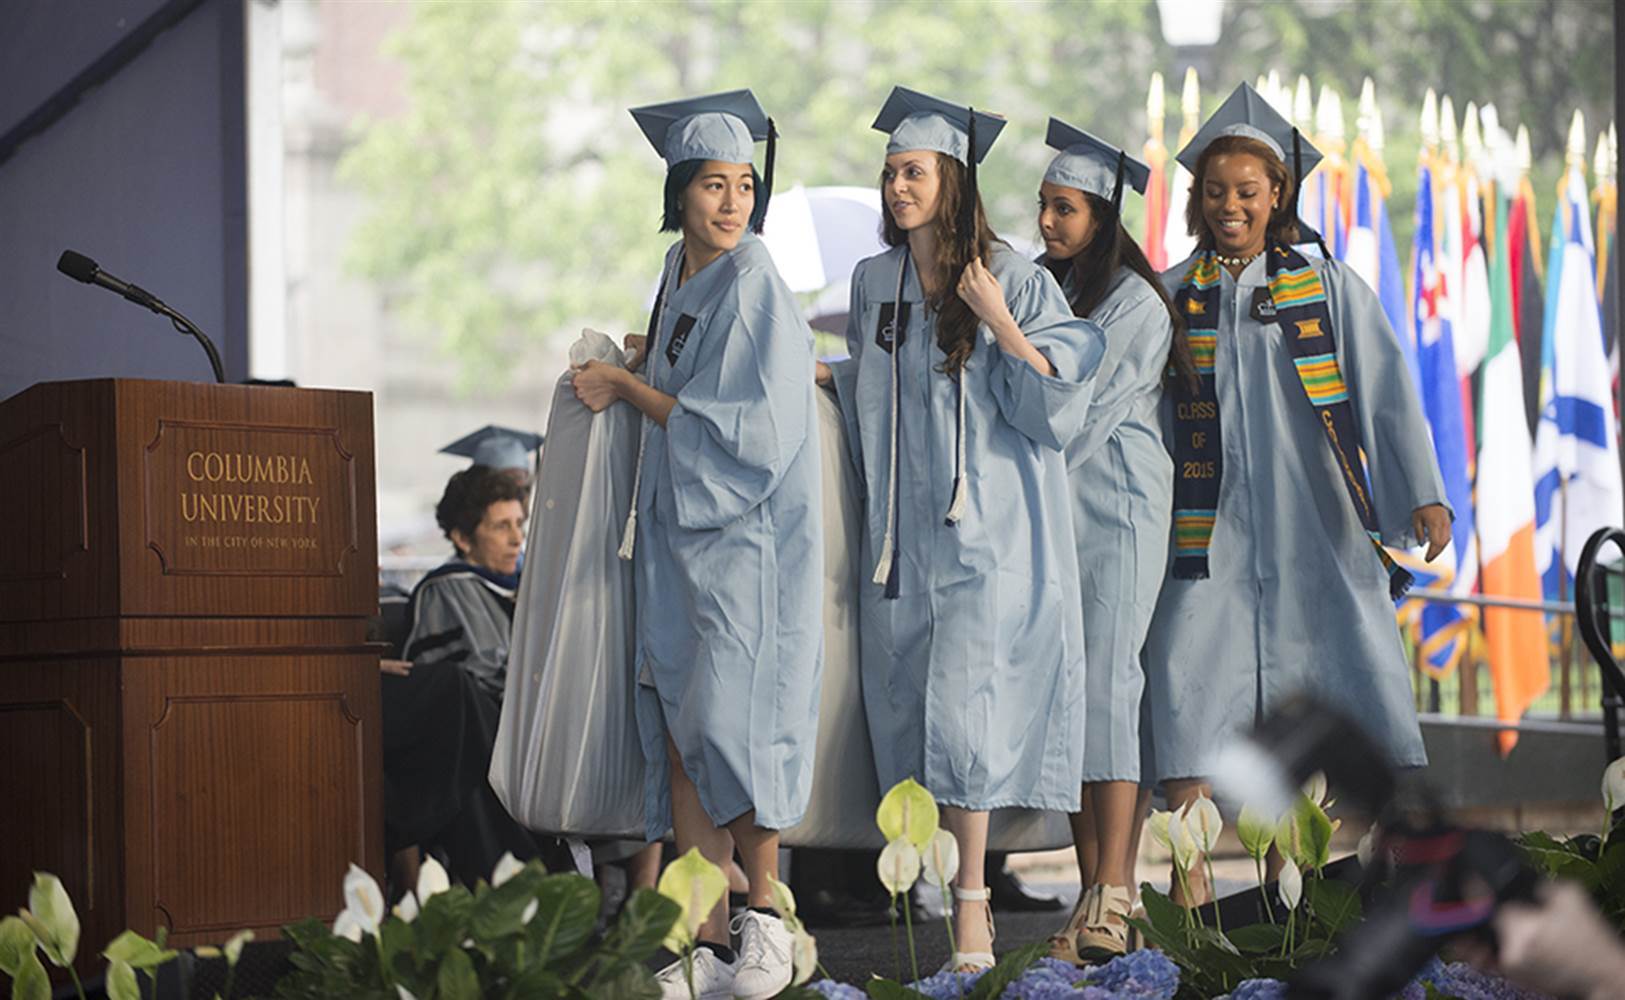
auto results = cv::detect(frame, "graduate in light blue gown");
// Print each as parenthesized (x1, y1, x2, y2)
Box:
(1032, 120, 1197, 965)
(1144, 84, 1451, 903)
(820, 86, 1105, 972)
(571, 90, 821, 1000)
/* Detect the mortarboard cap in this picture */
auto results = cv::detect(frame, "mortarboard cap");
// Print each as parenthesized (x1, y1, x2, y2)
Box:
(629, 89, 771, 167)
(1175, 82, 1325, 247)
(439, 425, 544, 473)
(1175, 82, 1323, 182)
(1043, 118, 1151, 210)
(630, 89, 778, 233)
(872, 86, 1006, 165)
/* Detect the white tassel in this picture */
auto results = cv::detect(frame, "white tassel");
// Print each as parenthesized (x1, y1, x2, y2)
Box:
(871, 532, 894, 585)
(945, 476, 967, 524)
(617, 508, 637, 560)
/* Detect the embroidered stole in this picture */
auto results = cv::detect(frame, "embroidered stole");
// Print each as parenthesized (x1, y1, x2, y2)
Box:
(1169, 244, 1413, 599)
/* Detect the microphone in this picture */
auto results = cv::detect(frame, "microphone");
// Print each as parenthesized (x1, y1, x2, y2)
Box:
(57, 250, 164, 313)
(55, 249, 226, 383)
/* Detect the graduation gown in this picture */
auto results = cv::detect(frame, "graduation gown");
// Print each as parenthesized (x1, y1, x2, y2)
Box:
(631, 234, 824, 841)
(1055, 265, 1174, 784)
(831, 242, 1105, 812)
(1145, 253, 1448, 782)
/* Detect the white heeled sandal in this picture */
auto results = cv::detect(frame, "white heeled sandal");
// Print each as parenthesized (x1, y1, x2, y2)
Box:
(941, 885, 996, 973)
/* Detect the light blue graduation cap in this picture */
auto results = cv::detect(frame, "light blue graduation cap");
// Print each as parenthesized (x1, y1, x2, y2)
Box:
(871, 86, 1006, 165)
(1174, 82, 1325, 245)
(440, 425, 544, 474)
(1043, 118, 1151, 211)
(629, 88, 777, 232)
(872, 86, 1005, 256)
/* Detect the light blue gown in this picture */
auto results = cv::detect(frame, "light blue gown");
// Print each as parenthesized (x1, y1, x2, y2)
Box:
(631, 233, 824, 840)
(1144, 253, 1448, 782)
(1054, 265, 1174, 784)
(831, 242, 1105, 812)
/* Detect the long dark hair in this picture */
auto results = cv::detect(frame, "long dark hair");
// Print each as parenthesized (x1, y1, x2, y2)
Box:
(1043, 191, 1198, 393)
(881, 152, 999, 376)
(1184, 134, 1300, 249)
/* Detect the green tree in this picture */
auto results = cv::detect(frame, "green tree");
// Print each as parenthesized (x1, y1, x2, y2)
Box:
(340, 0, 1613, 385)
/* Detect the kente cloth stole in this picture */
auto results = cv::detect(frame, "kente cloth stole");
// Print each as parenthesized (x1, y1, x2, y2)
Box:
(1169, 244, 1413, 599)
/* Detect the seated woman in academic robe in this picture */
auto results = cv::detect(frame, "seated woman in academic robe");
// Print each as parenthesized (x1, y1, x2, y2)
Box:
(381, 464, 562, 891)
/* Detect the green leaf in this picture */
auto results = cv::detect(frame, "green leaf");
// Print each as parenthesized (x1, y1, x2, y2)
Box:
(437, 946, 480, 1000)
(527, 873, 601, 963)
(1189, 925, 1243, 957)
(469, 871, 544, 941)
(11, 950, 50, 1000)
(588, 964, 662, 1000)
(1138, 884, 1188, 936)
(1304, 877, 1363, 937)
(106, 958, 141, 1000)
(598, 889, 682, 967)
(1295, 797, 1335, 870)
(655, 848, 727, 953)
(865, 979, 933, 1000)
(416, 886, 476, 956)
(0, 916, 35, 977)
(103, 930, 180, 970)
(965, 940, 1047, 1000)
(1226, 923, 1288, 953)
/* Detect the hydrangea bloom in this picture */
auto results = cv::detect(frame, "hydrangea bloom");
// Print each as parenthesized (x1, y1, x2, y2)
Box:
(805, 981, 866, 1000)
(1083, 949, 1182, 1000)
(1005, 957, 1093, 998)
(904, 967, 985, 999)
(1221, 978, 1289, 1000)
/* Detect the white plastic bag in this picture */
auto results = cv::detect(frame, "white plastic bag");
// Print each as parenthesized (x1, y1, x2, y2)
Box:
(491, 329, 646, 838)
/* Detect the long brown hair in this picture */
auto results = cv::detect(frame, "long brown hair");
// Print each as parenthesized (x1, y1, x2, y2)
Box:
(1043, 191, 1198, 394)
(1183, 134, 1300, 249)
(881, 152, 999, 375)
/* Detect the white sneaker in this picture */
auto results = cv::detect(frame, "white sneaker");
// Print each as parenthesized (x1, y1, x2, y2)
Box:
(655, 946, 736, 1000)
(730, 910, 793, 1000)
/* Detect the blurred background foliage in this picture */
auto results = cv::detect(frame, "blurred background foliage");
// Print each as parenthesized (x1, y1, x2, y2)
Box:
(337, 0, 1615, 385)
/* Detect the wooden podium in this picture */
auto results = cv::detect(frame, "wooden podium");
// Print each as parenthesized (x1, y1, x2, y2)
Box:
(0, 379, 382, 967)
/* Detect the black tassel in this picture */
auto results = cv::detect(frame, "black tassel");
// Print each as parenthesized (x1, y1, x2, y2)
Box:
(962, 110, 978, 260)
(1389, 566, 1415, 602)
(755, 117, 778, 235)
(1112, 151, 1126, 212)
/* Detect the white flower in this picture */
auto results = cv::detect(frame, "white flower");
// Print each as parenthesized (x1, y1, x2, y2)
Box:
(1603, 757, 1625, 815)
(791, 926, 819, 986)
(416, 857, 451, 902)
(919, 829, 961, 889)
(1278, 862, 1303, 911)
(1184, 795, 1224, 853)
(397, 985, 420, 1000)
(877, 837, 922, 896)
(490, 852, 524, 888)
(520, 899, 539, 924)
(26, 873, 80, 967)
(1356, 824, 1380, 870)
(341, 865, 384, 935)
(392, 892, 419, 924)
(1302, 771, 1329, 808)
(1168, 809, 1200, 873)
(222, 930, 253, 967)
(1237, 805, 1275, 862)
(332, 908, 365, 943)
(1147, 809, 1175, 851)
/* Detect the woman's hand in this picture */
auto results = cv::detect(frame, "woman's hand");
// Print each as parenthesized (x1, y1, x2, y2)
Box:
(379, 658, 412, 677)
(1412, 503, 1452, 562)
(623, 333, 648, 372)
(814, 360, 833, 387)
(572, 360, 626, 412)
(956, 256, 1015, 330)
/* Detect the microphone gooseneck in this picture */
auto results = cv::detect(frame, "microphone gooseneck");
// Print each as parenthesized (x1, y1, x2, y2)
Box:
(54, 248, 227, 383)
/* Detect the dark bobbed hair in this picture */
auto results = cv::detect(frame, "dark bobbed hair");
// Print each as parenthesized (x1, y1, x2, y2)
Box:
(661, 159, 768, 234)
(1184, 134, 1300, 248)
(879, 151, 1000, 375)
(435, 464, 526, 556)
(1042, 190, 1198, 394)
